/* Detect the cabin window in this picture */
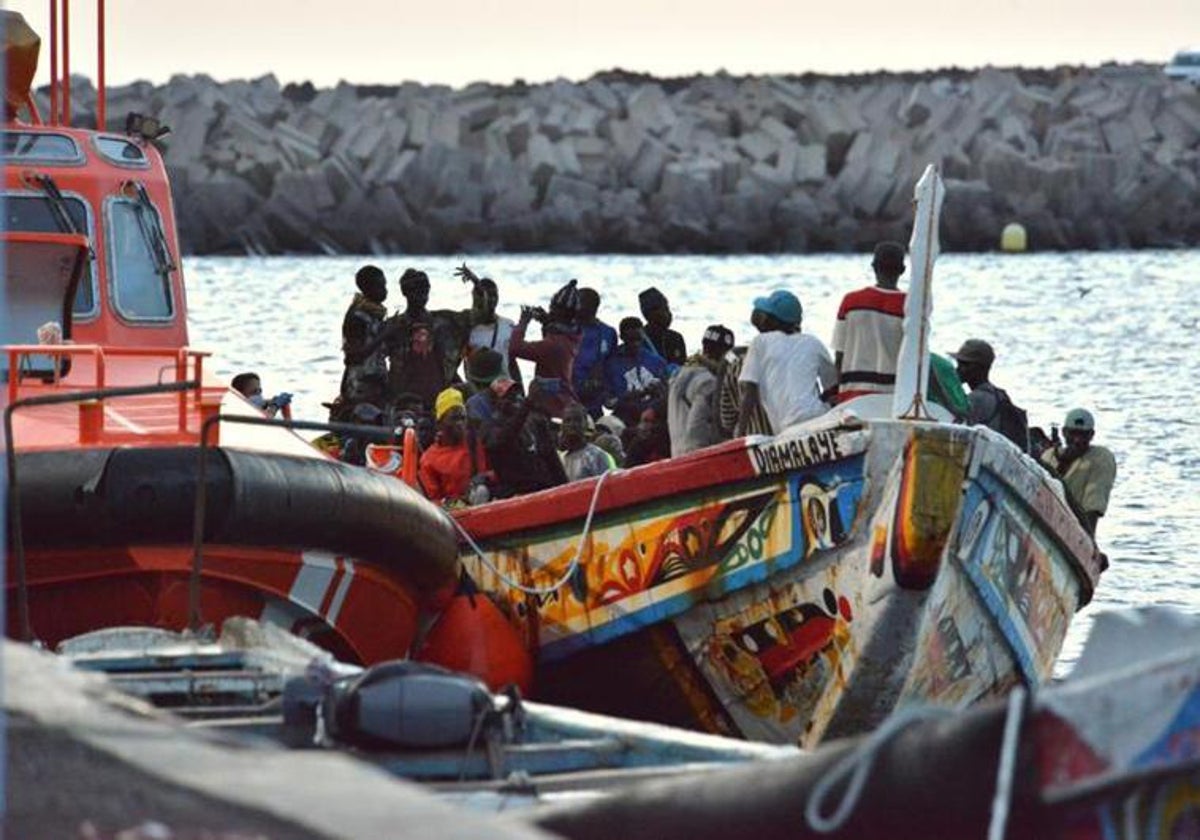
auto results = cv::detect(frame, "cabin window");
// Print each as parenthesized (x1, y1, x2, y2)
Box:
(1, 192, 97, 317)
(94, 136, 149, 168)
(106, 198, 174, 321)
(1, 131, 83, 164)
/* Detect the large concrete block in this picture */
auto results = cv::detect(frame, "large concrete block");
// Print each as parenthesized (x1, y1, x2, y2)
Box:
(794, 143, 827, 184)
(274, 122, 323, 169)
(605, 119, 648, 163)
(768, 78, 809, 127)
(627, 137, 671, 193)
(567, 102, 606, 136)
(285, 108, 341, 155)
(406, 101, 434, 147)
(583, 79, 621, 113)
(306, 81, 359, 123)
(506, 110, 537, 157)
(430, 108, 463, 148)
(736, 130, 778, 162)
(626, 84, 675, 132)
(759, 116, 795, 145)
(525, 133, 561, 186)
(543, 173, 601, 209)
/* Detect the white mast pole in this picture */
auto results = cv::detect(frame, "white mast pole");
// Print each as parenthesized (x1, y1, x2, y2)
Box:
(892, 164, 945, 420)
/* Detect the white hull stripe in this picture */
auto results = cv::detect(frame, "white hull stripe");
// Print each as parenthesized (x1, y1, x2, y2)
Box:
(325, 559, 354, 626)
(291, 551, 338, 613)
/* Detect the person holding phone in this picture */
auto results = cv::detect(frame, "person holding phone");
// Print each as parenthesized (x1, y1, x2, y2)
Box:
(509, 279, 583, 417)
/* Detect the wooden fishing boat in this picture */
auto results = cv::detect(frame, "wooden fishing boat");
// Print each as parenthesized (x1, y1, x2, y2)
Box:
(447, 167, 1105, 747)
(1, 7, 458, 663)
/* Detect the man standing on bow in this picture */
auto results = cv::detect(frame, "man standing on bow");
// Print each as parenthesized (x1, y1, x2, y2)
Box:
(736, 290, 835, 436)
(1040, 408, 1117, 537)
(832, 241, 907, 403)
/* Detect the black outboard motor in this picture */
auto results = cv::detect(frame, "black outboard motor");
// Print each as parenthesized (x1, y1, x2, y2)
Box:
(322, 660, 495, 750)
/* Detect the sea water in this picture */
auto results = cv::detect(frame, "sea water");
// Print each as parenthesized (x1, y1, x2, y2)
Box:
(187, 249, 1200, 672)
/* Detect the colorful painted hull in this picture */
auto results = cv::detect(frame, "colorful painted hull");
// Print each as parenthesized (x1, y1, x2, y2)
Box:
(454, 415, 1103, 746)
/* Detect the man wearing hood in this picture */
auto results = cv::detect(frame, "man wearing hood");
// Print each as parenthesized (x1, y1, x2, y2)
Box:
(668, 324, 735, 456)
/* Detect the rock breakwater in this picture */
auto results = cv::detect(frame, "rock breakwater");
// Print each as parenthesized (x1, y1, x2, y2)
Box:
(46, 66, 1200, 254)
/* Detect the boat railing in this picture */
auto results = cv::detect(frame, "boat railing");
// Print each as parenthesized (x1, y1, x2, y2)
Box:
(4, 378, 200, 642)
(4, 343, 212, 442)
(188, 413, 415, 634)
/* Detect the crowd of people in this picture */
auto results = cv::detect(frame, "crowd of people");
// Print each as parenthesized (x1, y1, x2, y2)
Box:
(294, 249, 1115, 539)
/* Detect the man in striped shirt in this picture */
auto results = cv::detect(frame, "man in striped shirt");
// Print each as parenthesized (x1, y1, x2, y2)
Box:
(831, 242, 907, 403)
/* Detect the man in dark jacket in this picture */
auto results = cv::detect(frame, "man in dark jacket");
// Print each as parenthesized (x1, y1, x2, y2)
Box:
(340, 264, 389, 408)
(478, 379, 567, 498)
(639, 286, 686, 367)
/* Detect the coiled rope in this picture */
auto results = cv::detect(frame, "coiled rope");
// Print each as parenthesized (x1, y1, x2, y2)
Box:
(445, 469, 614, 596)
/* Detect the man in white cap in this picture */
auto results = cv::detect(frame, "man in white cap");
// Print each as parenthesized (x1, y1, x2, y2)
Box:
(668, 324, 735, 456)
(1040, 408, 1117, 537)
(736, 290, 835, 436)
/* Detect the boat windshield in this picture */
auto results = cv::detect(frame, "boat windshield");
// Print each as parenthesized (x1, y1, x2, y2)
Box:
(1, 192, 96, 316)
(107, 196, 174, 321)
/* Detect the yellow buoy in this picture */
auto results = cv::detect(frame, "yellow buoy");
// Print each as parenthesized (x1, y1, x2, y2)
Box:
(1000, 222, 1028, 253)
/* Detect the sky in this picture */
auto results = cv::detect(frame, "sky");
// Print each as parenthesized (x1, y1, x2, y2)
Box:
(8, 0, 1200, 91)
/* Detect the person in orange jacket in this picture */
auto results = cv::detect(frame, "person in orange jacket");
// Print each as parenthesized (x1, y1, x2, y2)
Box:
(419, 388, 487, 505)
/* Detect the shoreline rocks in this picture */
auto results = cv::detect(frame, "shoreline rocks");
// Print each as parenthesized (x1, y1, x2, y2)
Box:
(44, 65, 1200, 254)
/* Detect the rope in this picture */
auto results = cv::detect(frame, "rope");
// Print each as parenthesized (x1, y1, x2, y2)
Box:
(445, 469, 614, 596)
(804, 705, 952, 833)
(804, 690, 1029, 836)
(987, 687, 1026, 840)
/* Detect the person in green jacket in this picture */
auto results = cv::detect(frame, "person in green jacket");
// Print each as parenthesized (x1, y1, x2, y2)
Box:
(928, 352, 969, 420)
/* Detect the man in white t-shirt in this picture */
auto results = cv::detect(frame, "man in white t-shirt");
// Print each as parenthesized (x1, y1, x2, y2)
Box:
(465, 277, 522, 388)
(736, 290, 836, 435)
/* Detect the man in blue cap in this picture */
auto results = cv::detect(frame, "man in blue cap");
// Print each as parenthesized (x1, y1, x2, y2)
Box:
(1040, 408, 1117, 537)
(736, 290, 836, 436)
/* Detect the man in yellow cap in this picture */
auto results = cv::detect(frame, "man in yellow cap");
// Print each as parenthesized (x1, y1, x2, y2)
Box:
(419, 387, 486, 505)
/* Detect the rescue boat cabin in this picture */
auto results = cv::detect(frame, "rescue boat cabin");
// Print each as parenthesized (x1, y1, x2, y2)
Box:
(2, 7, 215, 451)
(3, 123, 188, 352)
